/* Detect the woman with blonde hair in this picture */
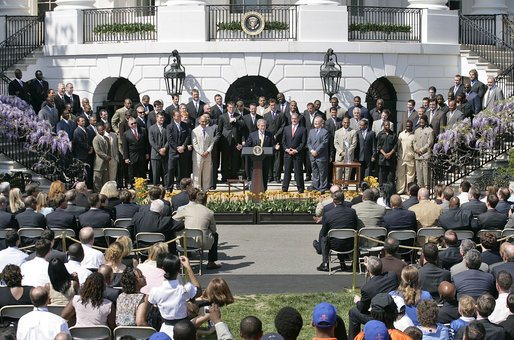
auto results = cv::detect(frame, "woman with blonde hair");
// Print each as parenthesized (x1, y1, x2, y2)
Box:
(100, 181, 121, 209)
(389, 265, 432, 326)
(104, 242, 126, 287)
(481, 185, 498, 203)
(116, 235, 138, 268)
(35, 192, 53, 216)
(48, 180, 66, 208)
(137, 242, 168, 278)
(8, 188, 24, 214)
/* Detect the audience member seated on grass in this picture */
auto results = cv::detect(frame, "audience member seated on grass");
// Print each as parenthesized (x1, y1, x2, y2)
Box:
(148, 255, 201, 337)
(392, 295, 414, 332)
(404, 326, 423, 340)
(115, 266, 150, 327)
(0, 230, 28, 272)
(64, 243, 92, 286)
(454, 294, 505, 340)
(450, 239, 489, 278)
(381, 194, 417, 234)
(138, 242, 168, 278)
(477, 194, 508, 230)
(348, 256, 399, 340)
(439, 230, 462, 270)
(311, 302, 342, 340)
(16, 286, 70, 340)
(355, 320, 390, 340)
(499, 293, 514, 340)
(116, 235, 138, 268)
(0, 264, 32, 309)
(173, 320, 197, 340)
(21, 239, 51, 287)
(239, 316, 263, 340)
(490, 244, 514, 287)
(449, 295, 476, 340)
(437, 282, 460, 324)
(104, 242, 126, 287)
(274, 307, 303, 340)
(481, 232, 503, 266)
(389, 265, 432, 326)
(97, 264, 121, 305)
(46, 258, 79, 305)
(380, 237, 407, 281)
(489, 270, 512, 324)
(419, 242, 451, 301)
(114, 189, 140, 220)
(62, 272, 116, 329)
(79, 226, 105, 269)
(416, 299, 450, 340)
(453, 249, 495, 301)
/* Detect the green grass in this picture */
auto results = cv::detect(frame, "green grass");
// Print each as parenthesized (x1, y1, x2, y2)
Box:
(199, 292, 356, 339)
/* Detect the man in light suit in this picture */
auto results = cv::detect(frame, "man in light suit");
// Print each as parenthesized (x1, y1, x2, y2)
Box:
(334, 117, 357, 181)
(446, 100, 465, 126)
(28, 70, 49, 112)
(483, 76, 505, 109)
(245, 119, 274, 191)
(396, 120, 416, 194)
(148, 112, 168, 186)
(427, 98, 446, 138)
(111, 98, 133, 133)
(463, 82, 482, 115)
(38, 97, 59, 130)
(353, 189, 386, 229)
(414, 115, 434, 188)
(172, 191, 221, 270)
(307, 116, 329, 193)
(104, 123, 119, 182)
(325, 97, 347, 120)
(92, 125, 111, 193)
(8, 69, 30, 103)
(282, 113, 307, 193)
(356, 119, 376, 180)
(192, 114, 217, 192)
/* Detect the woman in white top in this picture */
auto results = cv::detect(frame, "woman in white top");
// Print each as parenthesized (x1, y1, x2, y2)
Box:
(148, 255, 201, 337)
(36, 192, 53, 216)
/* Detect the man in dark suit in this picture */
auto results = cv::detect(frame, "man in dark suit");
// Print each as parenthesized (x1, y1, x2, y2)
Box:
(134, 95, 154, 116)
(0, 196, 17, 231)
(8, 69, 30, 103)
(497, 188, 512, 216)
(241, 104, 262, 182)
(276, 92, 290, 119)
(245, 118, 274, 190)
(166, 110, 191, 190)
(303, 103, 322, 181)
(114, 190, 140, 220)
(439, 230, 462, 270)
(98, 265, 121, 304)
(210, 94, 226, 125)
(491, 244, 514, 291)
(78, 193, 111, 229)
(381, 194, 416, 232)
(217, 102, 243, 182)
(56, 105, 76, 140)
(449, 75, 465, 99)
(46, 193, 77, 232)
(147, 100, 167, 128)
(63, 189, 86, 218)
(282, 113, 307, 193)
(185, 89, 205, 127)
(348, 256, 399, 340)
(439, 197, 476, 231)
(419, 242, 451, 301)
(478, 194, 509, 230)
(437, 281, 460, 323)
(463, 82, 482, 115)
(235, 100, 249, 117)
(263, 98, 286, 183)
(64, 83, 81, 115)
(325, 107, 341, 183)
(123, 117, 149, 187)
(282, 100, 305, 127)
(499, 296, 514, 340)
(148, 112, 168, 186)
(54, 83, 66, 115)
(456, 94, 473, 119)
(28, 70, 49, 112)
(315, 190, 357, 271)
(164, 94, 180, 120)
(469, 69, 487, 100)
(453, 249, 496, 300)
(15, 197, 46, 229)
(428, 98, 447, 138)
(171, 178, 192, 212)
(307, 116, 329, 193)
(380, 237, 407, 281)
(356, 119, 376, 180)
(462, 186, 488, 218)
(402, 183, 419, 209)
(455, 295, 506, 340)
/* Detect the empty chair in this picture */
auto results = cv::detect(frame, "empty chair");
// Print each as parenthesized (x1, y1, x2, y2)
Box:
(50, 228, 75, 239)
(18, 227, 45, 248)
(113, 326, 157, 340)
(47, 305, 65, 317)
(136, 232, 165, 259)
(177, 229, 204, 275)
(453, 230, 474, 241)
(417, 227, 445, 244)
(0, 228, 14, 250)
(0, 305, 33, 325)
(91, 228, 105, 247)
(359, 227, 387, 254)
(104, 228, 130, 246)
(113, 218, 132, 228)
(69, 325, 111, 340)
(326, 229, 356, 274)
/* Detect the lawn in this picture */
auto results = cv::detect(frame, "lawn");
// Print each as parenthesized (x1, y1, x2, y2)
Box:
(199, 291, 356, 339)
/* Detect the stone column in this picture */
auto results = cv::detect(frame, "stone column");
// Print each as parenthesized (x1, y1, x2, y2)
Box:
(0, 0, 31, 15)
(296, 0, 347, 42)
(54, 0, 95, 11)
(471, 0, 508, 15)
(408, 0, 448, 10)
(158, 0, 207, 42)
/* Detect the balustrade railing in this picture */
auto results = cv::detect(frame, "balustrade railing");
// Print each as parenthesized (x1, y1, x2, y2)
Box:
(83, 6, 158, 43)
(0, 74, 10, 96)
(347, 6, 421, 42)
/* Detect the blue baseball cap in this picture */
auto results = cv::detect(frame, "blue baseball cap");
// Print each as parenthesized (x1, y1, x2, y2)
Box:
(149, 332, 171, 340)
(363, 320, 390, 340)
(312, 302, 337, 327)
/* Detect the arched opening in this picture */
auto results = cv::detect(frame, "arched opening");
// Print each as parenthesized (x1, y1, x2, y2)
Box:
(93, 77, 140, 119)
(365, 77, 398, 124)
(225, 76, 279, 105)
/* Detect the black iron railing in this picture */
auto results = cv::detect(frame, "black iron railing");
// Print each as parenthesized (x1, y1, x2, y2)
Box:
(207, 5, 297, 40)
(4, 15, 42, 37)
(83, 6, 158, 43)
(495, 64, 514, 98)
(0, 74, 10, 96)
(0, 16, 44, 74)
(460, 15, 496, 45)
(347, 6, 421, 42)
(502, 15, 513, 52)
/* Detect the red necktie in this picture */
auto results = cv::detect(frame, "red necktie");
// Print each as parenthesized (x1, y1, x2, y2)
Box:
(134, 129, 138, 140)
(292, 125, 296, 137)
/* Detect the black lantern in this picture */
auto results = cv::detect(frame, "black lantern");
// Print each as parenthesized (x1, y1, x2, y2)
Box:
(320, 48, 342, 99)
(164, 50, 185, 96)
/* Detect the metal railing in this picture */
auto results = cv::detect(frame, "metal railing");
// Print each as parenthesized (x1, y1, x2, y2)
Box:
(0, 74, 9, 96)
(460, 15, 496, 45)
(0, 16, 44, 74)
(83, 6, 158, 43)
(502, 15, 514, 52)
(207, 5, 297, 41)
(347, 6, 421, 42)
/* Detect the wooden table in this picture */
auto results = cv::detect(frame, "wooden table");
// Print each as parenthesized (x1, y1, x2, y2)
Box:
(227, 179, 246, 195)
(332, 162, 361, 187)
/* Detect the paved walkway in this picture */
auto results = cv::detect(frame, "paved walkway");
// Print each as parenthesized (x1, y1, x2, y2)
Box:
(192, 224, 366, 294)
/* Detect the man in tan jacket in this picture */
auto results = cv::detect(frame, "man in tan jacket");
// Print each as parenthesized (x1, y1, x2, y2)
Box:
(92, 125, 111, 193)
(334, 117, 358, 180)
(111, 98, 133, 133)
(396, 120, 416, 194)
(413, 113, 434, 188)
(173, 191, 221, 270)
(409, 188, 442, 244)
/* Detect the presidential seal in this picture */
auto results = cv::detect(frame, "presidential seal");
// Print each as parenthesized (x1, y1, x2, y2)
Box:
(252, 145, 263, 156)
(241, 11, 265, 36)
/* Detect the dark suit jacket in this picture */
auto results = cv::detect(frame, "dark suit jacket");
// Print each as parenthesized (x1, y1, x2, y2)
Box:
(76, 194, 90, 211)
(437, 300, 460, 324)
(166, 121, 190, 161)
(381, 208, 416, 233)
(29, 78, 49, 111)
(114, 203, 140, 220)
(130, 210, 183, 240)
(428, 109, 447, 137)
(104, 286, 121, 305)
(478, 209, 508, 230)
(246, 130, 273, 148)
(217, 112, 242, 146)
(356, 129, 376, 163)
(139, 200, 171, 217)
(419, 262, 451, 301)
(210, 104, 226, 124)
(457, 101, 473, 118)
(357, 271, 399, 313)
(54, 94, 66, 115)
(186, 100, 205, 125)
(482, 251, 503, 266)
(453, 269, 496, 300)
(46, 209, 77, 231)
(449, 84, 465, 99)
(465, 91, 482, 114)
(455, 318, 505, 340)
(85, 125, 97, 148)
(171, 191, 189, 212)
(325, 117, 341, 136)
(439, 246, 462, 270)
(283, 111, 306, 127)
(56, 119, 77, 140)
(321, 204, 357, 252)
(148, 123, 168, 160)
(73, 127, 90, 161)
(303, 111, 322, 132)
(15, 208, 46, 228)
(134, 102, 154, 114)
(402, 196, 418, 209)
(461, 199, 488, 218)
(164, 104, 180, 117)
(147, 110, 170, 128)
(241, 114, 262, 143)
(282, 125, 307, 154)
(64, 93, 81, 115)
(64, 203, 86, 218)
(0, 209, 17, 229)
(500, 315, 514, 340)
(496, 200, 511, 216)
(78, 208, 111, 229)
(381, 255, 407, 281)
(8, 79, 30, 102)
(438, 207, 476, 231)
(28, 249, 67, 263)
(263, 111, 286, 143)
(471, 80, 487, 99)
(122, 127, 149, 163)
(307, 128, 329, 160)
(492, 262, 514, 291)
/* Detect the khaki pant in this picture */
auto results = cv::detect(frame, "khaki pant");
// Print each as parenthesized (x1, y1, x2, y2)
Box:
(415, 158, 430, 188)
(108, 158, 118, 182)
(396, 158, 415, 194)
(193, 154, 212, 192)
(93, 169, 109, 193)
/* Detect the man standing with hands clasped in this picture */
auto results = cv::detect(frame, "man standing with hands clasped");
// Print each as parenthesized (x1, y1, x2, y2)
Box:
(282, 113, 307, 193)
(192, 114, 217, 192)
(308, 116, 329, 193)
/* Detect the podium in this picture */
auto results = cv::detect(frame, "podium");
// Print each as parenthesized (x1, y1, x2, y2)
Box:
(242, 146, 273, 202)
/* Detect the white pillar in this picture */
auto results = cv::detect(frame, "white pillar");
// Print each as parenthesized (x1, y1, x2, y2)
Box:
(408, 0, 448, 10)
(296, 0, 346, 42)
(54, 0, 95, 11)
(471, 0, 508, 15)
(0, 0, 31, 15)
(157, 0, 207, 42)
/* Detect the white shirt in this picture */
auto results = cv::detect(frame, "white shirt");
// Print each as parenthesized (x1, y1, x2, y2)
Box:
(137, 260, 157, 278)
(81, 244, 105, 269)
(65, 260, 92, 286)
(0, 246, 28, 272)
(394, 314, 414, 332)
(489, 293, 510, 324)
(457, 192, 469, 204)
(17, 308, 69, 340)
(21, 257, 50, 287)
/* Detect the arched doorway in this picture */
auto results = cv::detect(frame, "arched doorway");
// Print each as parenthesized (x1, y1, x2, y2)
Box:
(365, 77, 398, 124)
(105, 78, 140, 115)
(225, 76, 279, 105)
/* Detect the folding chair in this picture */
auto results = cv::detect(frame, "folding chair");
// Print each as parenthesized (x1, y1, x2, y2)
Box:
(358, 227, 387, 273)
(502, 228, 514, 243)
(0, 305, 33, 325)
(327, 229, 356, 275)
(136, 232, 165, 259)
(177, 229, 204, 275)
(387, 230, 416, 262)
(69, 325, 111, 340)
(18, 227, 44, 248)
(113, 326, 157, 339)
(453, 230, 474, 241)
(0, 228, 14, 250)
(113, 218, 132, 228)
(417, 227, 445, 243)
(104, 227, 131, 246)
(47, 305, 65, 316)
(91, 228, 106, 247)
(477, 229, 502, 240)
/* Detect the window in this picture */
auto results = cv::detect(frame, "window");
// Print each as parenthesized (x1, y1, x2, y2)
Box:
(38, 0, 56, 16)
(230, 0, 271, 13)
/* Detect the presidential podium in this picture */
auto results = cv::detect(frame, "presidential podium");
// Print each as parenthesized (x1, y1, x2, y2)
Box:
(242, 146, 273, 202)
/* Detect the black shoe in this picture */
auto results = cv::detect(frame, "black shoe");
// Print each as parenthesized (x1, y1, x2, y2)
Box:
(317, 262, 329, 272)
(298, 189, 305, 193)
(340, 261, 348, 271)
(313, 240, 321, 254)
(275, 179, 282, 184)
(282, 188, 288, 192)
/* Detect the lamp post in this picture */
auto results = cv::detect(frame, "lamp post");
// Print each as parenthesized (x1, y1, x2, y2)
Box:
(319, 48, 342, 99)
(164, 50, 186, 97)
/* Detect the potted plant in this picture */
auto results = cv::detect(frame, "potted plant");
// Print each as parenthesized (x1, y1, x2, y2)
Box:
(207, 192, 257, 224)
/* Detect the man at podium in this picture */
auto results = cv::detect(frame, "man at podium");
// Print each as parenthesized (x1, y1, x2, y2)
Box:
(245, 119, 274, 191)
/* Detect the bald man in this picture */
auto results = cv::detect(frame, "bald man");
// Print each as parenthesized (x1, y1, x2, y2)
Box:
(54, 332, 72, 340)
(437, 281, 460, 323)
(65, 243, 92, 286)
(491, 244, 514, 291)
(409, 188, 443, 232)
(98, 264, 120, 304)
(438, 197, 476, 231)
(79, 226, 105, 269)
